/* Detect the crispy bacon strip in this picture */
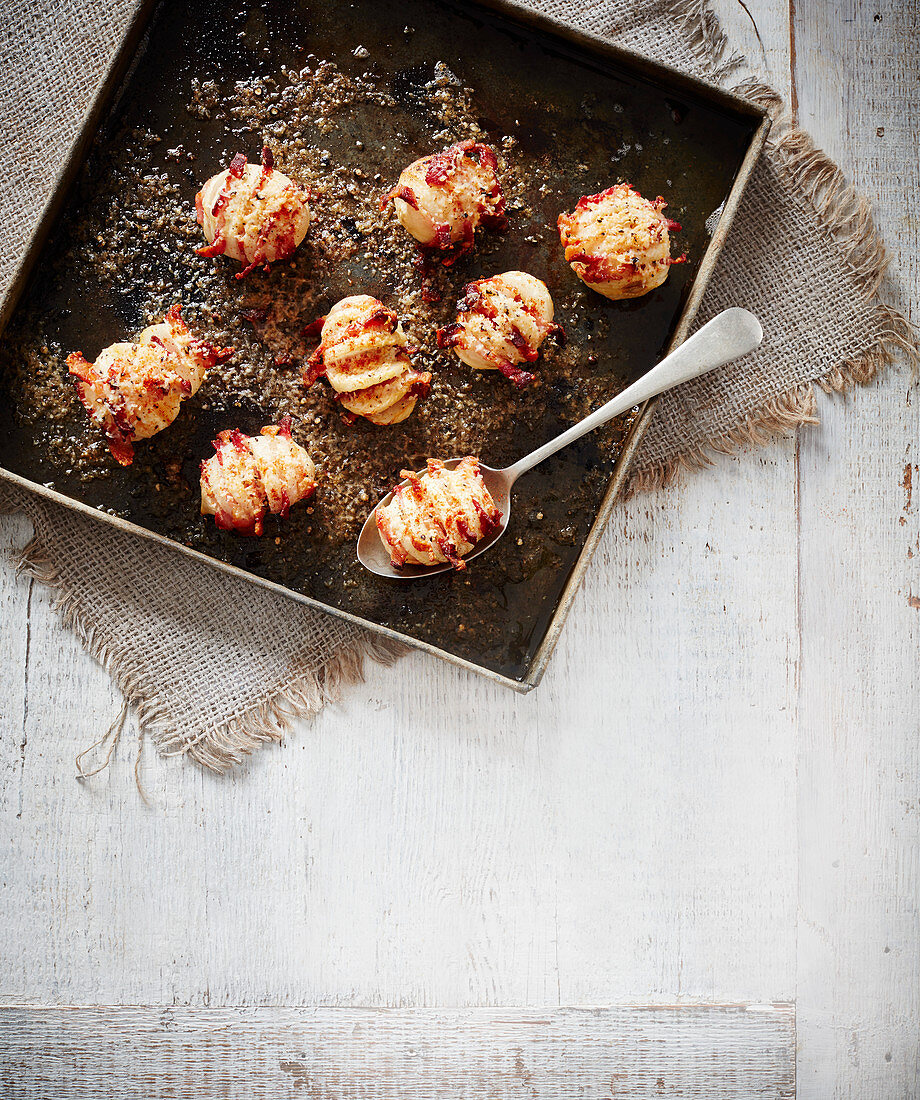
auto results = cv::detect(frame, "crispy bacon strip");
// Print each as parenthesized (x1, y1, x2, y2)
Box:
(300, 315, 325, 340)
(379, 184, 419, 213)
(65, 352, 95, 385)
(435, 322, 464, 350)
(241, 306, 269, 327)
(495, 360, 535, 388)
(108, 439, 135, 466)
(406, 371, 432, 399)
(303, 348, 328, 386)
(570, 255, 639, 284)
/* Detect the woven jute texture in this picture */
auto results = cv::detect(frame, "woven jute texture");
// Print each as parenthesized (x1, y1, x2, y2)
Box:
(1, 0, 916, 771)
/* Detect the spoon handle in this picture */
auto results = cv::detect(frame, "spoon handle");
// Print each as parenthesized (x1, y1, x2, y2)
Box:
(506, 307, 763, 480)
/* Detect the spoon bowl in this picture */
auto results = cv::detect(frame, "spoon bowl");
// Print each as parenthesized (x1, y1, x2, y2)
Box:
(357, 459, 515, 579)
(357, 307, 763, 580)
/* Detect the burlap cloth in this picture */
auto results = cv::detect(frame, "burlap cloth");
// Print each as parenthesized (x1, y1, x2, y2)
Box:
(1, 0, 916, 771)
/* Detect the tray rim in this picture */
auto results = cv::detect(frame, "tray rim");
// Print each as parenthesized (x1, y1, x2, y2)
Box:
(0, 0, 770, 693)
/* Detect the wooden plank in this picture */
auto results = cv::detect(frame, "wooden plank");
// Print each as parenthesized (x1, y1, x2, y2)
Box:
(714, 4, 920, 1096)
(0, 1004, 795, 1099)
(0, 515, 31, 821)
(548, 446, 798, 1005)
(711, 0, 791, 93)
(791, 2, 920, 1097)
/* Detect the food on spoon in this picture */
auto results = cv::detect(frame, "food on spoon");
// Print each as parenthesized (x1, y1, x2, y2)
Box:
(375, 457, 502, 570)
(199, 419, 317, 536)
(196, 146, 311, 278)
(304, 295, 431, 425)
(67, 304, 231, 466)
(381, 139, 506, 261)
(557, 183, 686, 300)
(436, 271, 562, 389)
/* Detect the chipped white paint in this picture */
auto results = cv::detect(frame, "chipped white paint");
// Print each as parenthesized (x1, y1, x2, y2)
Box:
(0, 2, 917, 1098)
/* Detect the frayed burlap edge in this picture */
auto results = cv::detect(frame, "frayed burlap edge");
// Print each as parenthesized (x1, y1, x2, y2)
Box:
(0, 500, 409, 773)
(158, 631, 408, 772)
(623, 0, 920, 496)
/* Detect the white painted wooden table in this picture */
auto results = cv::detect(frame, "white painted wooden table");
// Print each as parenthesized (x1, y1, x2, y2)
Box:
(1, 2, 917, 1097)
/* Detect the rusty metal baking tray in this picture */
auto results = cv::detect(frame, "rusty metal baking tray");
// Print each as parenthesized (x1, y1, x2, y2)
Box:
(0, 0, 768, 691)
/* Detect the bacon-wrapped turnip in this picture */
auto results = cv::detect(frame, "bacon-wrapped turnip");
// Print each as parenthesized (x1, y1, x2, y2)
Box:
(376, 457, 502, 570)
(382, 140, 506, 261)
(436, 271, 562, 389)
(557, 184, 686, 300)
(199, 421, 316, 537)
(304, 295, 431, 426)
(67, 304, 231, 466)
(196, 147, 311, 278)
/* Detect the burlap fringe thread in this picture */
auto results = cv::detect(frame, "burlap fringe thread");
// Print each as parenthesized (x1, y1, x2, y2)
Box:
(2, 514, 408, 775)
(3, 0, 918, 774)
(623, 0, 920, 496)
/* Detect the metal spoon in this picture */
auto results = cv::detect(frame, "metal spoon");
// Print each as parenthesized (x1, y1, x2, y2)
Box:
(358, 307, 763, 579)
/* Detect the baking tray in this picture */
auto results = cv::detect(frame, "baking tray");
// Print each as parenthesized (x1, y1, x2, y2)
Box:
(0, 0, 768, 690)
